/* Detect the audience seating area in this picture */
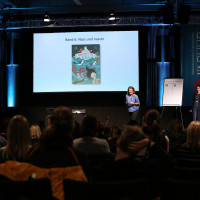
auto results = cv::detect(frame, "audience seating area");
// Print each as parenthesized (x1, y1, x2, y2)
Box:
(0, 177, 56, 200)
(161, 177, 200, 200)
(63, 177, 150, 200)
(1, 107, 200, 200)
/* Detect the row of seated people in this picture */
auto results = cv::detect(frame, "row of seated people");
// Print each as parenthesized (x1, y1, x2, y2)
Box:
(0, 106, 200, 200)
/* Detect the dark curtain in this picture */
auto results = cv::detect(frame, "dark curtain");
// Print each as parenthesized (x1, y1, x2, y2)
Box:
(0, 34, 8, 107)
(146, 26, 159, 107)
(146, 26, 176, 107)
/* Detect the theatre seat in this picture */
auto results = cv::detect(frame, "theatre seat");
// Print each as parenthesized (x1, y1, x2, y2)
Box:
(0, 178, 56, 200)
(161, 177, 200, 200)
(175, 157, 200, 168)
(63, 178, 151, 200)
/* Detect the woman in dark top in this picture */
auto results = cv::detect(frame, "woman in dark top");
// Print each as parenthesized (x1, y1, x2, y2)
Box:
(26, 106, 90, 180)
(165, 119, 186, 156)
(142, 108, 169, 152)
(193, 85, 200, 121)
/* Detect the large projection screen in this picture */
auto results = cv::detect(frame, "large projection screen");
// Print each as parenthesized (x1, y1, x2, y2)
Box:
(162, 78, 184, 106)
(33, 30, 139, 93)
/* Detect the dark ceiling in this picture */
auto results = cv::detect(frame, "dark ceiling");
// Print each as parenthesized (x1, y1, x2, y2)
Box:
(0, 0, 199, 13)
(0, 0, 200, 29)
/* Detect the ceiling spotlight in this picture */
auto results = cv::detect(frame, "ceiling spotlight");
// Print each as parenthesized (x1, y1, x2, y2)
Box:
(44, 12, 50, 22)
(108, 11, 116, 21)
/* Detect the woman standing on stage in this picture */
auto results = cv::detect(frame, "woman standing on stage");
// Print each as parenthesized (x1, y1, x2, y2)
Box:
(125, 86, 140, 121)
(193, 85, 200, 121)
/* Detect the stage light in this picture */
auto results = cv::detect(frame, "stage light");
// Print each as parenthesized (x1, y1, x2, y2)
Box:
(44, 12, 50, 22)
(108, 11, 116, 21)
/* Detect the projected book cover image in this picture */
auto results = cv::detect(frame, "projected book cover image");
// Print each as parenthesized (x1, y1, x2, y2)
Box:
(72, 44, 100, 85)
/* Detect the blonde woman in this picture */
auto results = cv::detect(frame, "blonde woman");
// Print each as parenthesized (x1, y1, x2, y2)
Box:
(30, 124, 42, 145)
(179, 121, 200, 154)
(0, 115, 31, 163)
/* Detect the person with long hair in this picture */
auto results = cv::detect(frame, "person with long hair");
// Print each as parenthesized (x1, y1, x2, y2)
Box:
(26, 106, 90, 179)
(142, 108, 169, 152)
(125, 86, 140, 121)
(165, 119, 186, 155)
(0, 115, 31, 162)
(179, 121, 200, 154)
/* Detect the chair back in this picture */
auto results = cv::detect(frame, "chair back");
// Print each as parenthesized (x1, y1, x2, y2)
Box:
(63, 177, 151, 200)
(175, 157, 200, 168)
(0, 178, 56, 200)
(161, 177, 200, 200)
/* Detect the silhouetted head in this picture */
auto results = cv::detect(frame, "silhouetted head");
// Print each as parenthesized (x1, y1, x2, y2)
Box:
(80, 115, 98, 137)
(40, 106, 74, 149)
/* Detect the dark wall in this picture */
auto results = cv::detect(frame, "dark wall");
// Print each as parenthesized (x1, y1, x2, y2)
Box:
(0, 105, 192, 130)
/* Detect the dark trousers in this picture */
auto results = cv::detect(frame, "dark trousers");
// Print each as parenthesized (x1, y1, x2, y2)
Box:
(129, 110, 139, 121)
(193, 107, 199, 121)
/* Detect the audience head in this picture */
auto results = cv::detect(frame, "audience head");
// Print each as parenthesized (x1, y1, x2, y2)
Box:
(38, 120, 46, 134)
(30, 124, 41, 139)
(97, 121, 105, 134)
(110, 125, 122, 139)
(117, 126, 147, 156)
(0, 117, 10, 138)
(5, 115, 30, 161)
(142, 108, 160, 126)
(127, 119, 139, 126)
(142, 108, 163, 143)
(80, 115, 98, 137)
(40, 106, 74, 149)
(71, 120, 81, 139)
(166, 119, 184, 137)
(185, 121, 200, 152)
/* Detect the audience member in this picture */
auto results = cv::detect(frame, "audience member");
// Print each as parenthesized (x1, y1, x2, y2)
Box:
(0, 135, 6, 148)
(30, 124, 42, 145)
(127, 119, 139, 126)
(178, 121, 200, 154)
(97, 115, 110, 140)
(165, 119, 186, 156)
(71, 120, 81, 139)
(26, 106, 90, 179)
(100, 126, 174, 200)
(142, 108, 169, 152)
(107, 125, 122, 154)
(0, 117, 10, 140)
(102, 126, 173, 170)
(73, 115, 111, 155)
(38, 120, 46, 134)
(0, 115, 31, 163)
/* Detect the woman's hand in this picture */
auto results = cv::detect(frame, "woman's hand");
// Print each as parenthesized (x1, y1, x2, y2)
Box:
(128, 138, 150, 152)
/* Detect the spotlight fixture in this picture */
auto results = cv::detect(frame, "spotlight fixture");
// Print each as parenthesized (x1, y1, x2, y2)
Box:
(108, 11, 116, 21)
(44, 12, 50, 22)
